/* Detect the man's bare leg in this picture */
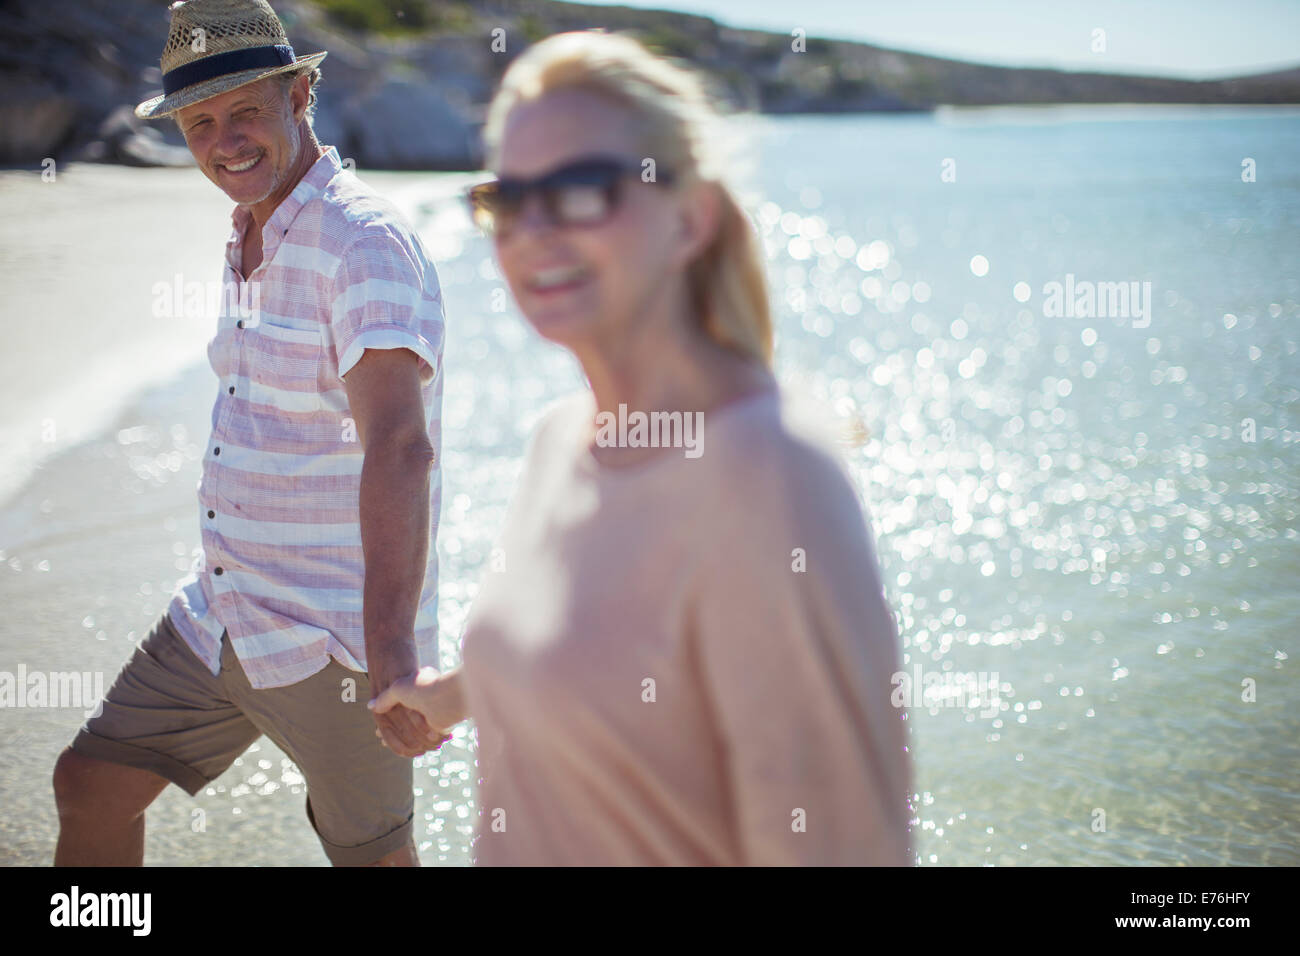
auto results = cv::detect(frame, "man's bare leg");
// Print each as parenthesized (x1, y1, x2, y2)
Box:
(53, 747, 170, 866)
(360, 841, 419, 867)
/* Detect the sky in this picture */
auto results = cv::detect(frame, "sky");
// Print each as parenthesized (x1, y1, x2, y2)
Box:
(564, 0, 1300, 79)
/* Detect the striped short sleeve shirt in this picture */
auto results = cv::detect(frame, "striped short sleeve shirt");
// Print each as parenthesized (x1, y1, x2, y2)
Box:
(166, 146, 445, 689)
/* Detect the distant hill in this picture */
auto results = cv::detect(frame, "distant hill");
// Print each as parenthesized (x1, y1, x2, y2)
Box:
(3, 0, 1298, 168)
(429, 0, 1300, 112)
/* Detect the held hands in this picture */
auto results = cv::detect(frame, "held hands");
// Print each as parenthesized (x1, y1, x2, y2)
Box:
(369, 666, 465, 757)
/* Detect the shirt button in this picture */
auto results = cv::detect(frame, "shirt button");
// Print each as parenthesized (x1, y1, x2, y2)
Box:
(214, 567, 224, 575)
(228, 386, 235, 394)
(236, 320, 244, 329)
(207, 510, 215, 518)
(213, 447, 220, 455)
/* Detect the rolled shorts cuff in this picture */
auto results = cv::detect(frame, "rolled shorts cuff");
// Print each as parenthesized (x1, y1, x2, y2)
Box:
(69, 727, 212, 797)
(306, 795, 415, 866)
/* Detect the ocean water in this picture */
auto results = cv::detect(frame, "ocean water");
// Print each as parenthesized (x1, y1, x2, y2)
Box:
(1, 106, 1296, 865)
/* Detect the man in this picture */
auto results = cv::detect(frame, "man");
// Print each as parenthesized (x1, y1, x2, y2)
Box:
(52, 0, 447, 866)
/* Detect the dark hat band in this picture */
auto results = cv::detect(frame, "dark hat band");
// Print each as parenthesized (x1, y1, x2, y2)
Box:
(162, 43, 296, 96)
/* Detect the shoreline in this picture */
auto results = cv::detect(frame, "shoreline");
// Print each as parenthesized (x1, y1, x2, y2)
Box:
(0, 161, 473, 510)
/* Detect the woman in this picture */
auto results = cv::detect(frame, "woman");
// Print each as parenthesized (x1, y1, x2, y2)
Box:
(371, 30, 912, 865)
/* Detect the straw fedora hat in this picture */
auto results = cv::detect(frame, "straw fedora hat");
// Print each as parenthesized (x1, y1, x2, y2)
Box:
(135, 0, 327, 119)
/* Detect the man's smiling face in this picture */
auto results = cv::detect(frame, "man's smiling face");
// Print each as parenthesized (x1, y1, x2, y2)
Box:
(175, 74, 305, 208)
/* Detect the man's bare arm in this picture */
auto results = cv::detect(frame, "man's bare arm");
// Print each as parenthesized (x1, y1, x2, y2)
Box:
(342, 346, 441, 757)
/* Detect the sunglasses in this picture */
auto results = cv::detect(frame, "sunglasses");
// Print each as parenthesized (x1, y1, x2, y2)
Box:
(465, 156, 675, 236)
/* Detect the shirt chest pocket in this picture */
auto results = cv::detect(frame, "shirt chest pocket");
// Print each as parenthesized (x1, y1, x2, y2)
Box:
(247, 318, 325, 414)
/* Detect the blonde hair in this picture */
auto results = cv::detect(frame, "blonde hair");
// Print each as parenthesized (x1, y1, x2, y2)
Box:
(483, 30, 773, 368)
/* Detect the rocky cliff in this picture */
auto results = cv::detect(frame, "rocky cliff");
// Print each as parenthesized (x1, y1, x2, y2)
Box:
(3, 0, 1298, 169)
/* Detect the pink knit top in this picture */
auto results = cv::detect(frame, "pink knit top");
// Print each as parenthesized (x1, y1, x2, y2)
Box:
(461, 388, 912, 865)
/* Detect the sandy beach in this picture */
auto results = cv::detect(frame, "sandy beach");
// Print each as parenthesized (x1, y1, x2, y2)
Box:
(0, 165, 224, 505)
(2, 108, 1297, 866)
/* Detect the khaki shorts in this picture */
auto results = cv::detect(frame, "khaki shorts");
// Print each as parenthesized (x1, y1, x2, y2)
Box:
(69, 612, 414, 865)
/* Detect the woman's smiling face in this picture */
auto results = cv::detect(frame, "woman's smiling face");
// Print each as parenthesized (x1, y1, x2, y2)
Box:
(491, 87, 689, 352)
